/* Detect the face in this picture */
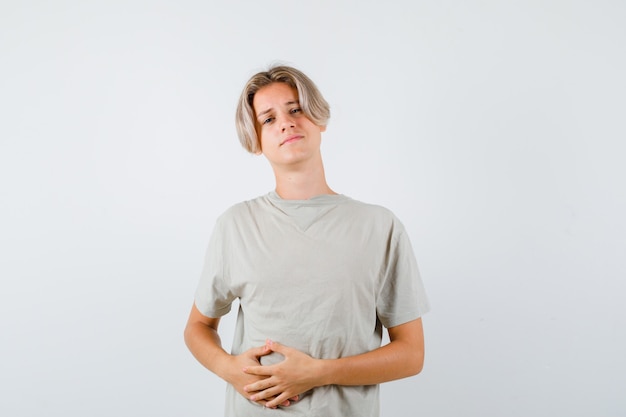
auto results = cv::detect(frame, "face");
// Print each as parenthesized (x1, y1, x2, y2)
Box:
(253, 82, 326, 168)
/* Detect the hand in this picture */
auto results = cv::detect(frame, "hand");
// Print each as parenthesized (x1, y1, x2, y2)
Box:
(228, 344, 297, 409)
(243, 340, 321, 409)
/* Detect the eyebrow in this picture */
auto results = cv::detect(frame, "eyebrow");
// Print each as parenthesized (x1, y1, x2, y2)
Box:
(256, 100, 300, 120)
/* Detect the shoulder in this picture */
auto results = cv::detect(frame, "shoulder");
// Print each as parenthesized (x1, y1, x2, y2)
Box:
(344, 196, 399, 219)
(215, 194, 271, 225)
(342, 196, 407, 232)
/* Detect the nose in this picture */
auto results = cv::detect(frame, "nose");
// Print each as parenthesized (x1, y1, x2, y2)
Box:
(280, 114, 295, 132)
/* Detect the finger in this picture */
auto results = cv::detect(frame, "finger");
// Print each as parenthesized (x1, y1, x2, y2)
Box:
(250, 386, 282, 402)
(255, 393, 295, 409)
(266, 339, 289, 355)
(246, 344, 271, 358)
(265, 392, 300, 408)
(265, 391, 295, 409)
(263, 395, 291, 409)
(244, 376, 274, 393)
(243, 365, 273, 377)
(254, 399, 278, 409)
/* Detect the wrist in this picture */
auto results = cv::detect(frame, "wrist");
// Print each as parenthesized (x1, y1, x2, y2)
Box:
(314, 358, 335, 387)
(210, 350, 237, 382)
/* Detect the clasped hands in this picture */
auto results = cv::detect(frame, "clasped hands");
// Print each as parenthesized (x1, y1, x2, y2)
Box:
(234, 339, 322, 409)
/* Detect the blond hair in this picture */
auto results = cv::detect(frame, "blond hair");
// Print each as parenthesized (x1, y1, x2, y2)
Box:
(235, 65, 330, 153)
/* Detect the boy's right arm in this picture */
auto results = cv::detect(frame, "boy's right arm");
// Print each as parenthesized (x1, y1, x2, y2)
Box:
(183, 303, 295, 408)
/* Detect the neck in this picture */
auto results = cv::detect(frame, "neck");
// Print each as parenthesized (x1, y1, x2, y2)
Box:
(272, 160, 336, 200)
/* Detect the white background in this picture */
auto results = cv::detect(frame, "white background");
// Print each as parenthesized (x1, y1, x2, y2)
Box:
(1, 1, 625, 416)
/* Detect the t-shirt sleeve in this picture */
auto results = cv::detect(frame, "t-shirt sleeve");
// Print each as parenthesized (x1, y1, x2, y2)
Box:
(376, 220, 430, 328)
(194, 216, 236, 318)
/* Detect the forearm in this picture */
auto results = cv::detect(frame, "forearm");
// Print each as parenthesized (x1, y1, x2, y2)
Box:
(184, 321, 234, 381)
(241, 319, 425, 408)
(316, 338, 424, 386)
(318, 318, 425, 387)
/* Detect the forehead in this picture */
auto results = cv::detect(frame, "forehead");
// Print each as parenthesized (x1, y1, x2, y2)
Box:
(253, 82, 298, 112)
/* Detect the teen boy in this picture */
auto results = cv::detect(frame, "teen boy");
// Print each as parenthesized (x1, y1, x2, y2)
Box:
(184, 65, 430, 416)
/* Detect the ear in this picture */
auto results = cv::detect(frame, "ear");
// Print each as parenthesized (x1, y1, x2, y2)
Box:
(319, 125, 327, 133)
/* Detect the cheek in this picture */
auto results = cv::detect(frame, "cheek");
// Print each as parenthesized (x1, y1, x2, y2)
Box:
(255, 137, 263, 153)
(255, 127, 265, 146)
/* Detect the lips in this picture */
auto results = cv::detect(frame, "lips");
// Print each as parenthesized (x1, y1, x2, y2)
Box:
(280, 135, 303, 146)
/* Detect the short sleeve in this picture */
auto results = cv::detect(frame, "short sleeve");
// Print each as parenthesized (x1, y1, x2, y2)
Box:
(194, 216, 236, 318)
(376, 221, 430, 328)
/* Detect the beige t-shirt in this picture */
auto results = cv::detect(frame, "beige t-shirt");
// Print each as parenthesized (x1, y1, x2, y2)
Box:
(195, 192, 430, 417)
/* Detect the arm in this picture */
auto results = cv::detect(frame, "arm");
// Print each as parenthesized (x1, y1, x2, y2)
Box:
(243, 317, 425, 407)
(183, 303, 296, 408)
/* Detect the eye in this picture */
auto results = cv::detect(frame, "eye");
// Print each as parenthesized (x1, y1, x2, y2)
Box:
(290, 108, 302, 114)
(262, 116, 274, 125)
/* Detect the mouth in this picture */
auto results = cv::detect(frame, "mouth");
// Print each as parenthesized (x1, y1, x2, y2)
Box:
(280, 135, 303, 146)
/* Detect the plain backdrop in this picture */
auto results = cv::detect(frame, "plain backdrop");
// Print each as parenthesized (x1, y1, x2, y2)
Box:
(1, 1, 625, 416)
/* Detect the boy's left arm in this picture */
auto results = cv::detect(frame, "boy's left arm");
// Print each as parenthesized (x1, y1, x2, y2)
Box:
(242, 317, 425, 408)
